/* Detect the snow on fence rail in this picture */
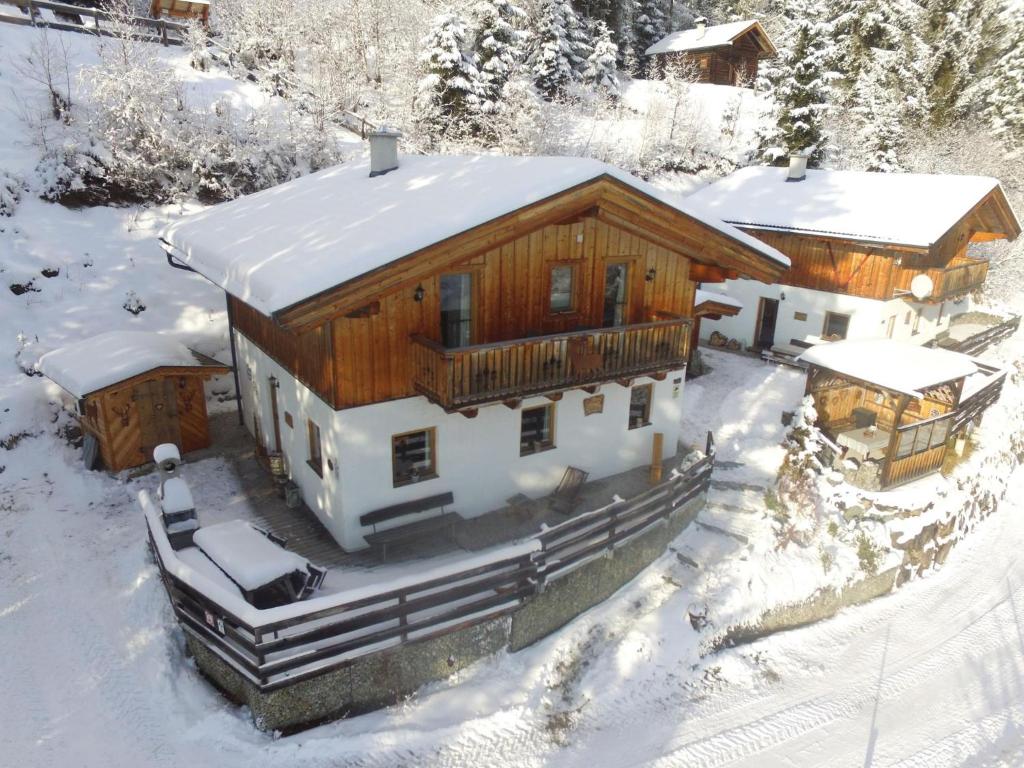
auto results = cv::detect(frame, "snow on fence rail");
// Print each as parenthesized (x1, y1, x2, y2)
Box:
(146, 433, 715, 690)
(932, 314, 1021, 357)
(0, 0, 188, 45)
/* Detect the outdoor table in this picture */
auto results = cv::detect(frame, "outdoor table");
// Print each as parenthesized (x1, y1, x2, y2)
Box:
(836, 427, 891, 461)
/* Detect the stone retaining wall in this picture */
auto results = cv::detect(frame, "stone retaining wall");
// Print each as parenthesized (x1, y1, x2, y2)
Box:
(187, 493, 706, 732)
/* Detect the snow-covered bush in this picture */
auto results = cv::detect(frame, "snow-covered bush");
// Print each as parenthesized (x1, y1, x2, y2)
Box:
(0, 173, 23, 217)
(773, 395, 828, 548)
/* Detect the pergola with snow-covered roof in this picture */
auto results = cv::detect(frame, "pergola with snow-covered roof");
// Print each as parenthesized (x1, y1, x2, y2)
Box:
(646, 19, 777, 86)
(38, 331, 230, 471)
(797, 340, 1005, 488)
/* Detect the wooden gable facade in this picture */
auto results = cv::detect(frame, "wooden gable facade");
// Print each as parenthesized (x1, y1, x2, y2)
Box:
(653, 23, 776, 86)
(228, 176, 786, 413)
(739, 186, 1020, 304)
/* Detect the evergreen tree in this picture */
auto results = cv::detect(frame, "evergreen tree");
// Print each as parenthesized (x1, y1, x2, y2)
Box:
(851, 48, 906, 171)
(414, 13, 482, 141)
(981, 3, 1024, 152)
(529, 0, 585, 98)
(832, 0, 918, 87)
(756, 0, 836, 166)
(471, 0, 527, 115)
(584, 20, 620, 95)
(921, 0, 989, 125)
(632, 0, 668, 77)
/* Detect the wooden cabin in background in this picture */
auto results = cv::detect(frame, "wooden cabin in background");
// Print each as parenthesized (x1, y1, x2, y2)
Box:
(646, 18, 777, 86)
(150, 0, 210, 25)
(160, 134, 789, 551)
(38, 332, 229, 471)
(688, 157, 1021, 358)
(800, 340, 1006, 488)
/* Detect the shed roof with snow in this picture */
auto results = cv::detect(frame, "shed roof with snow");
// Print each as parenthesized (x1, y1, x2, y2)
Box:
(159, 155, 790, 318)
(37, 331, 227, 398)
(645, 19, 776, 56)
(797, 339, 980, 397)
(687, 166, 1022, 249)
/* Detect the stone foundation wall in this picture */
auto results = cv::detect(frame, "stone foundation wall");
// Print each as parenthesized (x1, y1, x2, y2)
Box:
(186, 493, 706, 732)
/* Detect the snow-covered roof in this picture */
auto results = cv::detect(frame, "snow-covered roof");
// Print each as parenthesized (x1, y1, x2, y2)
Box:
(193, 520, 311, 591)
(160, 155, 789, 316)
(688, 166, 1010, 248)
(695, 288, 743, 311)
(798, 340, 980, 396)
(645, 20, 770, 56)
(37, 331, 221, 398)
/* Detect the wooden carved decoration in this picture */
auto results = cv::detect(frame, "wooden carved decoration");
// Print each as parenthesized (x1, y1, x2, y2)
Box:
(583, 394, 605, 415)
(810, 370, 848, 391)
(180, 388, 196, 414)
(112, 402, 132, 427)
(922, 384, 956, 406)
(569, 336, 603, 376)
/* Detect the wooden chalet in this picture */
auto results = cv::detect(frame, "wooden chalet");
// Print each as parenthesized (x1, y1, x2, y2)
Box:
(646, 18, 777, 86)
(688, 161, 1021, 352)
(800, 340, 1006, 488)
(150, 0, 210, 25)
(38, 332, 229, 471)
(159, 137, 788, 551)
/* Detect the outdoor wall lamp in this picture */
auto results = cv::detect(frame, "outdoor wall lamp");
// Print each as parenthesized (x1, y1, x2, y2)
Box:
(413, 284, 425, 302)
(780, 291, 786, 300)
(645, 268, 657, 282)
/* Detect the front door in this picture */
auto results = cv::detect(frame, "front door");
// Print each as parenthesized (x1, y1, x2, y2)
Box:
(603, 263, 629, 327)
(440, 273, 473, 348)
(268, 377, 282, 453)
(755, 297, 779, 349)
(136, 378, 182, 461)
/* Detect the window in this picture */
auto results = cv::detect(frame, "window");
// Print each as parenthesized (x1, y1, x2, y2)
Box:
(629, 384, 653, 429)
(520, 404, 555, 456)
(440, 273, 473, 348)
(392, 428, 437, 486)
(904, 311, 912, 325)
(698, 55, 709, 70)
(603, 263, 629, 327)
(913, 310, 922, 336)
(822, 312, 850, 341)
(549, 265, 575, 313)
(894, 415, 952, 459)
(307, 419, 323, 477)
(886, 315, 897, 339)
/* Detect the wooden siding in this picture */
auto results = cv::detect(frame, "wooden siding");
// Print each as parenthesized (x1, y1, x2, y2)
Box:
(746, 231, 908, 300)
(328, 216, 696, 409)
(230, 298, 336, 406)
(884, 444, 946, 487)
(653, 29, 767, 85)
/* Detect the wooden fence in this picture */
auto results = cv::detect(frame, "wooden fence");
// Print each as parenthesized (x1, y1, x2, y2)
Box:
(411, 316, 692, 410)
(147, 434, 714, 691)
(939, 315, 1021, 357)
(0, 0, 188, 45)
(953, 363, 1007, 433)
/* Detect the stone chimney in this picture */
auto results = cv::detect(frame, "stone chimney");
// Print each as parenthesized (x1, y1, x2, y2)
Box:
(694, 16, 708, 37)
(786, 151, 809, 182)
(368, 127, 401, 177)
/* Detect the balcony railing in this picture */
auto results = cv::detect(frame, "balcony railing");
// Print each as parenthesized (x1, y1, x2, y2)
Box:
(894, 258, 989, 301)
(410, 314, 692, 410)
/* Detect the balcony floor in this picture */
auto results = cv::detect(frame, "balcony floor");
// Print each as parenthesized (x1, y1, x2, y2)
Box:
(171, 411, 685, 595)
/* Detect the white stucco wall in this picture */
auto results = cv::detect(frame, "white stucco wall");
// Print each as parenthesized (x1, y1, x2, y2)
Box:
(235, 329, 686, 551)
(699, 279, 957, 348)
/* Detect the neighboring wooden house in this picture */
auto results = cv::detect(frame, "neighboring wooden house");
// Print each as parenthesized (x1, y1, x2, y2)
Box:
(159, 134, 789, 551)
(646, 18, 777, 86)
(688, 158, 1021, 356)
(38, 332, 229, 471)
(150, 0, 210, 25)
(800, 340, 1006, 488)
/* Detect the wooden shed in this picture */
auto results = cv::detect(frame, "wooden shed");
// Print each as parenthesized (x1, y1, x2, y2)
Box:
(646, 19, 777, 86)
(39, 331, 230, 472)
(150, 0, 210, 25)
(799, 340, 1005, 489)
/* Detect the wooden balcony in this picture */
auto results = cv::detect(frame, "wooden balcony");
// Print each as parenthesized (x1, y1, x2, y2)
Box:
(410, 314, 692, 410)
(894, 257, 989, 302)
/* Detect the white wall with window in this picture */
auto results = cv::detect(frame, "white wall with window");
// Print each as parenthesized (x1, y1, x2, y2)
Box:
(236, 328, 687, 551)
(698, 279, 958, 350)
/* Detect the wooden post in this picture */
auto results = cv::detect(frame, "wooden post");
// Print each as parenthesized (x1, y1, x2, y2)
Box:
(159, 18, 167, 46)
(649, 431, 664, 485)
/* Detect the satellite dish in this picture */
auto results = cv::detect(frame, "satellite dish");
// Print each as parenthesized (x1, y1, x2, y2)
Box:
(910, 274, 934, 300)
